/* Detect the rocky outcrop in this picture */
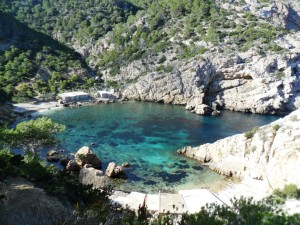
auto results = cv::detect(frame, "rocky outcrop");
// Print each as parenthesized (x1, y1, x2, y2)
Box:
(192, 104, 220, 116)
(78, 166, 110, 189)
(0, 177, 75, 225)
(121, 49, 300, 114)
(178, 109, 300, 190)
(74, 146, 101, 169)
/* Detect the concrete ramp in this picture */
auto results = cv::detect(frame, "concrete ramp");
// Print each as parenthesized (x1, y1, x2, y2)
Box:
(159, 193, 187, 214)
(178, 189, 223, 214)
(145, 194, 159, 212)
(112, 191, 146, 210)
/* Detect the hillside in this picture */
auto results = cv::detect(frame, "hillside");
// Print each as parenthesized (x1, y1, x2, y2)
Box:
(1, 0, 299, 114)
(0, 11, 95, 103)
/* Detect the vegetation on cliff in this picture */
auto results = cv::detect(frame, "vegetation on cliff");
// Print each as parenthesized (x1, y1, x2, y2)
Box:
(0, 0, 288, 95)
(0, 11, 96, 103)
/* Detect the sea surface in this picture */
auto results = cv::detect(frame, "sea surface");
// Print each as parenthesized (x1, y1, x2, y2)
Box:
(42, 102, 280, 193)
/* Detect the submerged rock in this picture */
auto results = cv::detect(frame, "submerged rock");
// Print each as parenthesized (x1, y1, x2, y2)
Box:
(121, 162, 130, 167)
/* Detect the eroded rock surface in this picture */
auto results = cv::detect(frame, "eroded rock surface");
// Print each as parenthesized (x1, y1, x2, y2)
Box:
(0, 177, 74, 225)
(122, 52, 300, 115)
(178, 109, 300, 190)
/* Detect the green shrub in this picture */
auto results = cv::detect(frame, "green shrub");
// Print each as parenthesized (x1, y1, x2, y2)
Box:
(158, 55, 167, 64)
(283, 184, 299, 199)
(19, 161, 48, 181)
(0, 149, 13, 170)
(273, 124, 280, 131)
(244, 126, 259, 139)
(273, 184, 299, 199)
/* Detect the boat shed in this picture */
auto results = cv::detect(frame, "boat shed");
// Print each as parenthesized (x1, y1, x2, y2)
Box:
(58, 91, 90, 102)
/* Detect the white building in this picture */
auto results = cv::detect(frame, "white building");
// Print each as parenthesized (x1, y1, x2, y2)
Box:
(58, 91, 90, 102)
(94, 90, 116, 99)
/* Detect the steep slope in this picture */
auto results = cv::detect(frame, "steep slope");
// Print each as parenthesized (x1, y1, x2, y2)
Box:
(118, 1, 300, 114)
(1, 0, 300, 114)
(178, 109, 300, 190)
(0, 11, 94, 102)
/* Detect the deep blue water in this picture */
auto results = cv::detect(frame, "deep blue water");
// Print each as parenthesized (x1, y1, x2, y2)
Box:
(42, 102, 280, 193)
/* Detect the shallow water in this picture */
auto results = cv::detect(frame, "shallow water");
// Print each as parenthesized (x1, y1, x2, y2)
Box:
(42, 102, 280, 193)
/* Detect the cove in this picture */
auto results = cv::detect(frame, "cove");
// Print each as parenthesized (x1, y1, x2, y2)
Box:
(42, 102, 280, 193)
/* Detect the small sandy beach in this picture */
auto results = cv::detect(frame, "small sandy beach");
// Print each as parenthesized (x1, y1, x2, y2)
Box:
(12, 101, 63, 114)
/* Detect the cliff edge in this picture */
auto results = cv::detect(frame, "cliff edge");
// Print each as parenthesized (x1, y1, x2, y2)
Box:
(178, 109, 300, 190)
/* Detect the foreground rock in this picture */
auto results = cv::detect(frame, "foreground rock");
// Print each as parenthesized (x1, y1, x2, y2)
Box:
(0, 177, 74, 225)
(79, 166, 110, 189)
(178, 109, 300, 190)
(75, 146, 101, 169)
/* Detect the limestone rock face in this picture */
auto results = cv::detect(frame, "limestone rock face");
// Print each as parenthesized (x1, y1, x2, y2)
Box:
(75, 146, 101, 169)
(78, 167, 110, 189)
(121, 50, 300, 115)
(178, 109, 300, 190)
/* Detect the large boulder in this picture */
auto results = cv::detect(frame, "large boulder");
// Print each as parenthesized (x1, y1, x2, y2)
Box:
(105, 162, 126, 178)
(78, 167, 110, 189)
(75, 146, 101, 169)
(192, 104, 220, 116)
(66, 160, 80, 171)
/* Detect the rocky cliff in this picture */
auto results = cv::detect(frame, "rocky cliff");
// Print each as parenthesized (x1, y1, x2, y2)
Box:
(112, 1, 300, 115)
(121, 49, 300, 114)
(177, 109, 300, 190)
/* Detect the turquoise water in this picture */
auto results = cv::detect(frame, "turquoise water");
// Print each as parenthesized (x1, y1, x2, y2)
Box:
(42, 102, 280, 193)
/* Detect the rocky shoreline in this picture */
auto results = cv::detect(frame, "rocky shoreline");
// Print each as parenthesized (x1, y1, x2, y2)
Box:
(6, 95, 300, 216)
(177, 109, 300, 191)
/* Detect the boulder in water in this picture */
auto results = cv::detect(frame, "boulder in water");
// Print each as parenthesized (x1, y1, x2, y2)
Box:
(121, 162, 130, 167)
(105, 162, 126, 178)
(75, 146, 101, 169)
